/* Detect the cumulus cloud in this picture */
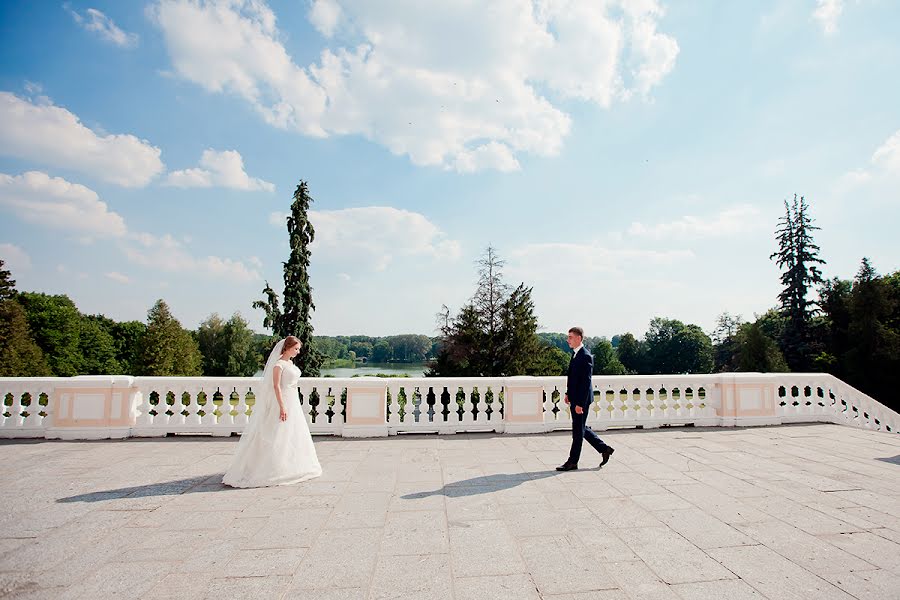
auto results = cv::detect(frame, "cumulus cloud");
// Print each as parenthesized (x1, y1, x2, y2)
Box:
(271, 206, 461, 270)
(309, 0, 342, 38)
(0, 171, 127, 237)
(105, 271, 131, 284)
(838, 129, 900, 190)
(627, 205, 762, 240)
(166, 149, 275, 191)
(509, 241, 693, 279)
(0, 243, 31, 272)
(813, 0, 844, 35)
(871, 130, 900, 172)
(121, 232, 260, 282)
(0, 92, 164, 187)
(66, 5, 139, 48)
(0, 171, 259, 282)
(150, 0, 679, 172)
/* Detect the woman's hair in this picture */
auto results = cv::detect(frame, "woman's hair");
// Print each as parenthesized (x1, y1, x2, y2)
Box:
(283, 336, 302, 351)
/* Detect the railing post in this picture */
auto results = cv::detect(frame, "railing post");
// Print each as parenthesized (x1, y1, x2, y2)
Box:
(503, 376, 546, 434)
(715, 373, 780, 427)
(343, 378, 388, 437)
(46, 376, 137, 440)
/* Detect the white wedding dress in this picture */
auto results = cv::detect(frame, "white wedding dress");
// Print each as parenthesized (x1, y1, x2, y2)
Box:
(223, 340, 322, 488)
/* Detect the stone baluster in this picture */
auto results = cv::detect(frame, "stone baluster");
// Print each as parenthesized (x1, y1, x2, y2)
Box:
(386, 382, 401, 425)
(7, 386, 25, 428)
(23, 389, 44, 429)
(635, 387, 649, 421)
(134, 384, 154, 428)
(184, 385, 202, 427)
(233, 387, 249, 427)
(460, 385, 476, 425)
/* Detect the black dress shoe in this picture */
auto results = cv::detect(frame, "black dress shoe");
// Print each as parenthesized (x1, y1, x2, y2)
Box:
(599, 447, 615, 467)
(556, 463, 578, 471)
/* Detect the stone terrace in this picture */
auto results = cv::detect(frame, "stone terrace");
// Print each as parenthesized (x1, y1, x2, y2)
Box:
(1, 424, 899, 599)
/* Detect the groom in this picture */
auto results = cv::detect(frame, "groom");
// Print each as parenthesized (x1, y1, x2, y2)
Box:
(557, 327, 614, 471)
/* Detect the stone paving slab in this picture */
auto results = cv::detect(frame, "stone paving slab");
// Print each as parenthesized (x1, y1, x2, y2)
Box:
(1, 424, 900, 599)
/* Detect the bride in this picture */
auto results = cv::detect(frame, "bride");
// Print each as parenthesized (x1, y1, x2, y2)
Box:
(223, 336, 322, 488)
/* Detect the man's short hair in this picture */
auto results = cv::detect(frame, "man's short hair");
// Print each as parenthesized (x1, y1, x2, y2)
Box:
(568, 326, 584, 338)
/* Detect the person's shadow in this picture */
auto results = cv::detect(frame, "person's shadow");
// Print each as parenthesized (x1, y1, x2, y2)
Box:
(57, 466, 605, 504)
(56, 475, 228, 503)
(400, 468, 599, 500)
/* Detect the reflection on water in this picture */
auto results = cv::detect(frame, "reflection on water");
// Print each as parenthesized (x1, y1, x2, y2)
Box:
(321, 362, 427, 378)
(253, 363, 428, 378)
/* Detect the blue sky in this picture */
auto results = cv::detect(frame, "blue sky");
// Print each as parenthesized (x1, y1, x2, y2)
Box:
(1, 0, 898, 339)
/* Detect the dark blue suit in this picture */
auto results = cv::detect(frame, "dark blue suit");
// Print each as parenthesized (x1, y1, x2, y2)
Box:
(566, 347, 611, 465)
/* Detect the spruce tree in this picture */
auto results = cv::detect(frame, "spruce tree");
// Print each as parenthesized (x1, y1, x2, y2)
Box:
(253, 180, 323, 375)
(140, 299, 201, 376)
(769, 194, 826, 369)
(429, 248, 554, 376)
(0, 300, 50, 376)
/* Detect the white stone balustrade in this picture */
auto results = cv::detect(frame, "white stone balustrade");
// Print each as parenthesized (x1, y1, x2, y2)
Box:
(0, 373, 897, 439)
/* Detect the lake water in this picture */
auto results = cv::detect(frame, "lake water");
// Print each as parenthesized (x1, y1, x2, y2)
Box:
(320, 362, 427, 378)
(253, 363, 428, 378)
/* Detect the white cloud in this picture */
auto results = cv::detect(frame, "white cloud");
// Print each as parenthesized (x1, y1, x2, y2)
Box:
(509, 242, 694, 278)
(871, 130, 900, 172)
(626, 205, 762, 240)
(105, 271, 131, 284)
(269, 211, 288, 227)
(150, 0, 679, 172)
(66, 5, 139, 48)
(309, 0, 342, 38)
(0, 171, 259, 283)
(166, 149, 275, 191)
(0, 92, 164, 187)
(122, 232, 261, 283)
(813, 0, 844, 35)
(0, 171, 128, 237)
(838, 129, 900, 190)
(0, 243, 31, 272)
(285, 206, 463, 270)
(56, 264, 89, 280)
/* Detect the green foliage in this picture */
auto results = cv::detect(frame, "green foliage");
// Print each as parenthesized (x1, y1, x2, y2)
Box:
(109, 320, 147, 375)
(0, 299, 51, 376)
(0, 259, 15, 301)
(77, 316, 120, 375)
(140, 299, 202, 376)
(372, 339, 391, 363)
(840, 260, 900, 408)
(196, 312, 261, 376)
(591, 338, 626, 375)
(253, 180, 324, 376)
(644, 317, 714, 374)
(736, 322, 788, 372)
(314, 336, 349, 360)
(615, 333, 645, 374)
(17, 292, 83, 376)
(349, 340, 373, 358)
(711, 312, 744, 372)
(614, 320, 713, 375)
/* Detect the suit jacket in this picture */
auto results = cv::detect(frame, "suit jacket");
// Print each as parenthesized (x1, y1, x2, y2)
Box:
(566, 348, 594, 409)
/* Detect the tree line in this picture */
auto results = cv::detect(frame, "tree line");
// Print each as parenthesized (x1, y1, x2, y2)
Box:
(2, 180, 897, 411)
(425, 196, 899, 412)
